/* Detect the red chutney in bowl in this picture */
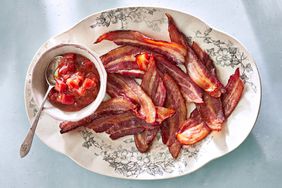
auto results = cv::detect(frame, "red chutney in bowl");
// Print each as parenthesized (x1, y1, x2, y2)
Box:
(48, 53, 100, 112)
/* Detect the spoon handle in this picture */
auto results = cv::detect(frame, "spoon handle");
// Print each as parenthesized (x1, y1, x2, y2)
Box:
(20, 86, 53, 158)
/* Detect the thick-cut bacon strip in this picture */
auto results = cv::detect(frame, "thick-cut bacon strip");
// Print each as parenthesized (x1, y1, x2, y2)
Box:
(154, 79, 166, 106)
(177, 123, 210, 145)
(191, 42, 216, 76)
(155, 106, 175, 124)
(191, 41, 226, 131)
(87, 112, 134, 133)
(110, 79, 172, 124)
(100, 46, 146, 77)
(106, 81, 125, 98)
(91, 112, 144, 140)
(141, 56, 166, 106)
(134, 57, 168, 153)
(222, 68, 244, 117)
(166, 13, 190, 49)
(88, 118, 113, 133)
(160, 122, 169, 144)
(155, 54, 203, 103)
(113, 69, 144, 78)
(140, 55, 158, 97)
(163, 74, 186, 158)
(136, 53, 152, 71)
(166, 13, 224, 97)
(190, 108, 202, 120)
(101, 46, 145, 66)
(176, 117, 211, 145)
(95, 30, 187, 64)
(191, 42, 225, 98)
(87, 111, 145, 139)
(134, 106, 174, 153)
(169, 141, 182, 159)
(110, 127, 145, 140)
(108, 74, 156, 123)
(59, 97, 136, 134)
(197, 93, 225, 131)
(187, 61, 224, 97)
(106, 61, 139, 73)
(134, 128, 159, 153)
(163, 74, 187, 146)
(106, 117, 140, 134)
(176, 109, 211, 145)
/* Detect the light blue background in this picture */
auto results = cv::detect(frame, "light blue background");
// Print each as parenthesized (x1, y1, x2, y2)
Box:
(1, 0, 281, 187)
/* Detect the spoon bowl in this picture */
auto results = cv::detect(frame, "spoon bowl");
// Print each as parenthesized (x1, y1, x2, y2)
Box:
(45, 56, 62, 86)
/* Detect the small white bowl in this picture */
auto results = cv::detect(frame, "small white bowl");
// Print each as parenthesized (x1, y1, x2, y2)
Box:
(31, 43, 107, 121)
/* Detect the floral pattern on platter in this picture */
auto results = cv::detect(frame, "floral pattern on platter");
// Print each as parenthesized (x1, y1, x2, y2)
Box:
(90, 7, 166, 32)
(195, 28, 256, 92)
(81, 128, 212, 177)
(25, 76, 209, 178)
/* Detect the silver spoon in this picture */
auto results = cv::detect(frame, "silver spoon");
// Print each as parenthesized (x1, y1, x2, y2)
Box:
(20, 56, 62, 158)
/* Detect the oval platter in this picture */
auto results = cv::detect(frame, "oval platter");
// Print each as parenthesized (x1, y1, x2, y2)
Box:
(24, 7, 261, 180)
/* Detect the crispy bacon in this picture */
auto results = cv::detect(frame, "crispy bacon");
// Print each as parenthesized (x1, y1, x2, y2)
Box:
(106, 117, 146, 140)
(169, 141, 182, 159)
(107, 78, 172, 125)
(160, 122, 169, 144)
(59, 97, 136, 133)
(191, 42, 216, 75)
(186, 47, 225, 97)
(108, 74, 156, 123)
(163, 74, 186, 158)
(155, 106, 175, 124)
(163, 74, 187, 146)
(191, 41, 226, 130)
(95, 30, 187, 64)
(100, 46, 145, 77)
(105, 114, 137, 134)
(113, 69, 144, 78)
(166, 13, 224, 97)
(110, 127, 145, 140)
(191, 40, 226, 131)
(136, 53, 152, 71)
(154, 78, 166, 106)
(190, 108, 202, 120)
(106, 61, 139, 73)
(141, 55, 166, 106)
(101, 45, 145, 66)
(222, 68, 244, 117)
(166, 13, 190, 49)
(134, 57, 169, 153)
(134, 106, 174, 152)
(134, 128, 159, 153)
(106, 119, 140, 134)
(177, 116, 211, 145)
(197, 93, 225, 131)
(85, 111, 144, 140)
(87, 112, 134, 133)
(106, 81, 123, 98)
(155, 55, 203, 103)
(88, 118, 113, 133)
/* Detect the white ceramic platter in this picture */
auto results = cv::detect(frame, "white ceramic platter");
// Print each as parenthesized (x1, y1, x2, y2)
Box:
(24, 7, 261, 180)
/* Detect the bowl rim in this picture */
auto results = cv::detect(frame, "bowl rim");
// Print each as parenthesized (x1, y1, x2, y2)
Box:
(30, 43, 107, 121)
